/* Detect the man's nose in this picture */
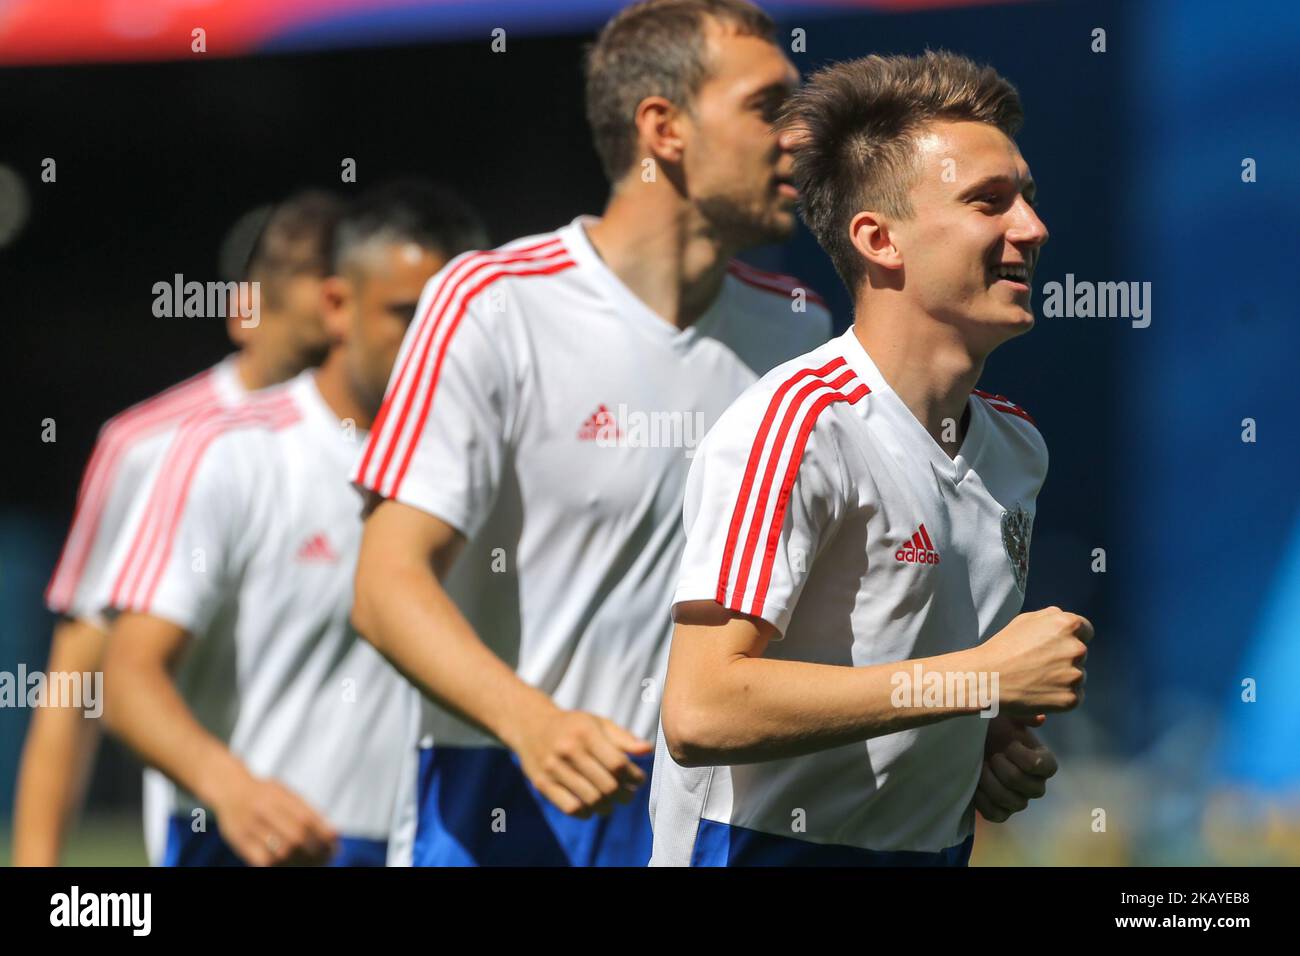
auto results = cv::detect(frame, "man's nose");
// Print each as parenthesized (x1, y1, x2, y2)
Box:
(1010, 197, 1049, 249)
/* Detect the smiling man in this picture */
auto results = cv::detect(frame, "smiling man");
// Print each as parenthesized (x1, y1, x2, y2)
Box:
(650, 51, 1092, 866)
(350, 0, 830, 866)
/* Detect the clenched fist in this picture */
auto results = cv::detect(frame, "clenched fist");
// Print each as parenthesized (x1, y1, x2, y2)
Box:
(976, 607, 1092, 716)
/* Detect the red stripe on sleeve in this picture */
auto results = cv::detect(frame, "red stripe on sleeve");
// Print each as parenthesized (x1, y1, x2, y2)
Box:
(386, 256, 576, 497)
(45, 370, 218, 612)
(714, 357, 847, 606)
(727, 368, 857, 611)
(109, 399, 299, 613)
(356, 239, 564, 489)
(748, 382, 869, 617)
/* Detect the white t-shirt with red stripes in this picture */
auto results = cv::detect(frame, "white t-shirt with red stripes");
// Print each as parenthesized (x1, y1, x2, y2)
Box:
(351, 216, 830, 795)
(650, 327, 1048, 864)
(44, 354, 246, 866)
(94, 373, 410, 842)
(46, 355, 247, 624)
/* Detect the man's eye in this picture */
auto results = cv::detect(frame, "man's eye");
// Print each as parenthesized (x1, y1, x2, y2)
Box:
(756, 92, 788, 123)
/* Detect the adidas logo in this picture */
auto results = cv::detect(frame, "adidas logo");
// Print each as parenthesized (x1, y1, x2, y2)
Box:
(894, 523, 941, 565)
(577, 404, 621, 441)
(296, 532, 339, 562)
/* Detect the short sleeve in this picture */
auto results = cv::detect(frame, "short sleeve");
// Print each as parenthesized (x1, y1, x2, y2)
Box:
(95, 428, 246, 635)
(672, 389, 848, 637)
(46, 427, 161, 624)
(351, 263, 513, 539)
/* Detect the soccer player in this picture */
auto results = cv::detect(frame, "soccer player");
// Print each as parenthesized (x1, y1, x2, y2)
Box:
(95, 181, 486, 866)
(13, 191, 342, 867)
(351, 0, 830, 866)
(650, 51, 1090, 866)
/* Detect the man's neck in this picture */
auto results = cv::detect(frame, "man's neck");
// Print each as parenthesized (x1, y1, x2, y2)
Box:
(852, 300, 986, 458)
(311, 349, 373, 431)
(232, 347, 296, 393)
(233, 349, 272, 392)
(583, 183, 732, 330)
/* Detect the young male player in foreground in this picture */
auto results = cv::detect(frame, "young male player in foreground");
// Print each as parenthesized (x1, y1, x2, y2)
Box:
(96, 182, 485, 866)
(651, 52, 1091, 865)
(351, 0, 829, 866)
(13, 191, 342, 866)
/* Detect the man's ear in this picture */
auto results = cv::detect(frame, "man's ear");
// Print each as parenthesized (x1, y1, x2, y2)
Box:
(849, 210, 904, 275)
(634, 95, 687, 168)
(320, 274, 353, 343)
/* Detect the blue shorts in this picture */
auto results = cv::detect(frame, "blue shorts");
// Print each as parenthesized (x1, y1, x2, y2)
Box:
(411, 745, 655, 866)
(163, 814, 387, 867)
(690, 819, 975, 866)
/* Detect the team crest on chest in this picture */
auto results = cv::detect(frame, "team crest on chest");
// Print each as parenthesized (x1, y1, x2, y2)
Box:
(1001, 504, 1033, 593)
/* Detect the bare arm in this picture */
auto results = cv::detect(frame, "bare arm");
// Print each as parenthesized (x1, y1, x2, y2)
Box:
(662, 601, 1090, 767)
(12, 618, 107, 866)
(352, 497, 651, 817)
(351, 497, 548, 743)
(103, 612, 337, 866)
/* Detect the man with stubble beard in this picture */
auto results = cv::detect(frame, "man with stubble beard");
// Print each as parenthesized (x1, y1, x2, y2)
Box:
(349, 0, 831, 865)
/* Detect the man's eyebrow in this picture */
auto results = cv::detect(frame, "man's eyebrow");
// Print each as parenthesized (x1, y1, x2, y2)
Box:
(745, 78, 796, 104)
(957, 173, 1036, 198)
(389, 300, 422, 319)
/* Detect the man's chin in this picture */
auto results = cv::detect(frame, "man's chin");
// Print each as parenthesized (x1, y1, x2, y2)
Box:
(983, 292, 1036, 328)
(961, 308, 1034, 353)
(698, 196, 796, 250)
(999, 307, 1036, 339)
(295, 341, 332, 372)
(747, 211, 798, 248)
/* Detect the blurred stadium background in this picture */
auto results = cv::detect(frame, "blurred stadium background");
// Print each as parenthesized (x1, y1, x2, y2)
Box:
(2, 0, 1298, 866)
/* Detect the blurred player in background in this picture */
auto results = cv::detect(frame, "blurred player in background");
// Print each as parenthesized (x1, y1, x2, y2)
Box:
(351, 0, 830, 867)
(652, 52, 1081, 866)
(96, 181, 486, 866)
(12, 191, 343, 866)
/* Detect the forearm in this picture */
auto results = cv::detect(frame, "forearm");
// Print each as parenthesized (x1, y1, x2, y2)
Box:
(666, 645, 988, 766)
(103, 644, 246, 809)
(354, 556, 555, 750)
(12, 620, 106, 866)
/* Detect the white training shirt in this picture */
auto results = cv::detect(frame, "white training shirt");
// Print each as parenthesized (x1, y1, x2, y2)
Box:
(95, 372, 409, 841)
(352, 216, 831, 752)
(44, 354, 246, 866)
(650, 327, 1049, 863)
(46, 355, 246, 624)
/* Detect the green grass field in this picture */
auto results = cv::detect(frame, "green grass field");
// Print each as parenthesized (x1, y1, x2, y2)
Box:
(5, 798, 1298, 866)
(1, 815, 148, 867)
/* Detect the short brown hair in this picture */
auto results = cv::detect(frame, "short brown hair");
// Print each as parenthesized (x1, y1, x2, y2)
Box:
(244, 190, 343, 306)
(778, 51, 1024, 292)
(584, 0, 775, 183)
(331, 179, 487, 276)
